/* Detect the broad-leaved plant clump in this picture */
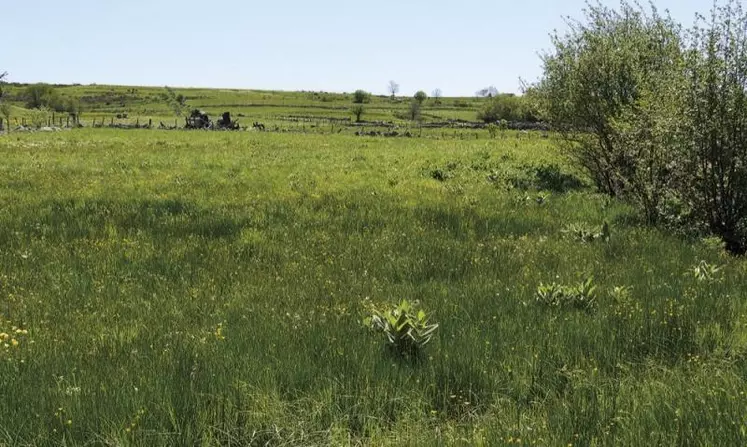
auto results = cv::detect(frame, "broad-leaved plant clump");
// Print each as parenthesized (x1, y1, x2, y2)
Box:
(535, 277, 598, 312)
(364, 299, 439, 359)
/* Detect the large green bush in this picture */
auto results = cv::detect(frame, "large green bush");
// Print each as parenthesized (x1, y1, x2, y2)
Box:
(537, 2, 682, 202)
(25, 83, 64, 111)
(477, 94, 535, 123)
(353, 89, 371, 104)
(537, 0, 747, 254)
(678, 2, 747, 254)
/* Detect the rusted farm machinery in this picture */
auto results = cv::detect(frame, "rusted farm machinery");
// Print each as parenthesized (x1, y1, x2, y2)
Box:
(185, 109, 240, 130)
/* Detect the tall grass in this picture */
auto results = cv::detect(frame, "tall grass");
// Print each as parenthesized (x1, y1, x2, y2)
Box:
(0, 129, 745, 445)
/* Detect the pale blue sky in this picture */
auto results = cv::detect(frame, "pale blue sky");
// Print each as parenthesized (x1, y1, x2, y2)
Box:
(5, 0, 707, 96)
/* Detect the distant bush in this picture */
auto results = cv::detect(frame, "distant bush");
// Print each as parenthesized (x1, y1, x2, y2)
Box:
(28, 106, 50, 128)
(353, 89, 371, 104)
(409, 100, 422, 121)
(351, 104, 364, 122)
(477, 94, 535, 123)
(25, 83, 63, 111)
(414, 90, 428, 104)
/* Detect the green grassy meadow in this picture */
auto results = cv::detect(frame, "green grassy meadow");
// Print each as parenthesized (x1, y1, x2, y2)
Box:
(0, 118, 746, 444)
(0, 84, 482, 131)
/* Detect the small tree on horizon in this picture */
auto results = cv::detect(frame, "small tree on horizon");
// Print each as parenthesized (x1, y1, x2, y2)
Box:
(432, 88, 443, 105)
(388, 80, 400, 99)
(353, 89, 371, 104)
(476, 86, 498, 98)
(351, 104, 365, 122)
(414, 90, 428, 104)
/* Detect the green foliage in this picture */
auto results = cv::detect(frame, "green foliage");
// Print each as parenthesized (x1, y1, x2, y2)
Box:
(353, 89, 371, 104)
(163, 86, 188, 117)
(364, 299, 439, 359)
(0, 88, 746, 444)
(413, 90, 428, 104)
(535, 277, 598, 312)
(24, 83, 63, 111)
(62, 97, 80, 116)
(562, 222, 610, 243)
(0, 103, 11, 125)
(533, 164, 586, 192)
(678, 1, 747, 254)
(536, 1, 682, 204)
(688, 260, 722, 283)
(408, 100, 422, 121)
(350, 104, 365, 122)
(537, 0, 747, 254)
(477, 94, 534, 123)
(0, 71, 7, 99)
(27, 106, 50, 128)
(486, 123, 498, 138)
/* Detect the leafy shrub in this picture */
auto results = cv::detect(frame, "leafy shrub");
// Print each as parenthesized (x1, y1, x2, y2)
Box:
(687, 261, 722, 283)
(163, 86, 188, 117)
(677, 1, 747, 254)
(413, 90, 428, 104)
(536, 0, 747, 254)
(363, 299, 439, 359)
(28, 107, 50, 128)
(562, 222, 610, 243)
(535, 2, 682, 209)
(429, 161, 458, 182)
(353, 89, 371, 104)
(535, 277, 598, 312)
(477, 94, 534, 123)
(486, 123, 498, 138)
(533, 164, 585, 193)
(430, 169, 451, 182)
(409, 100, 422, 121)
(350, 104, 364, 123)
(25, 83, 63, 111)
(0, 103, 11, 129)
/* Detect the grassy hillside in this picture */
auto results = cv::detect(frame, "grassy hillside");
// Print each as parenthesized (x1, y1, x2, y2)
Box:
(1, 84, 485, 129)
(0, 128, 745, 445)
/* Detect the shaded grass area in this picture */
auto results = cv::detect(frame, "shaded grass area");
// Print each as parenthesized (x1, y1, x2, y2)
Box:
(0, 130, 745, 445)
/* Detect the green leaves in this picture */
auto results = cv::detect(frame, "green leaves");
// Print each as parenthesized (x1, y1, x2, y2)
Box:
(364, 299, 439, 359)
(562, 221, 610, 243)
(536, 277, 598, 312)
(688, 261, 723, 283)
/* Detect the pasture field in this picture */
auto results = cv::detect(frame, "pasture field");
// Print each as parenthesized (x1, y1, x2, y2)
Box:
(0, 128, 746, 446)
(0, 84, 483, 132)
